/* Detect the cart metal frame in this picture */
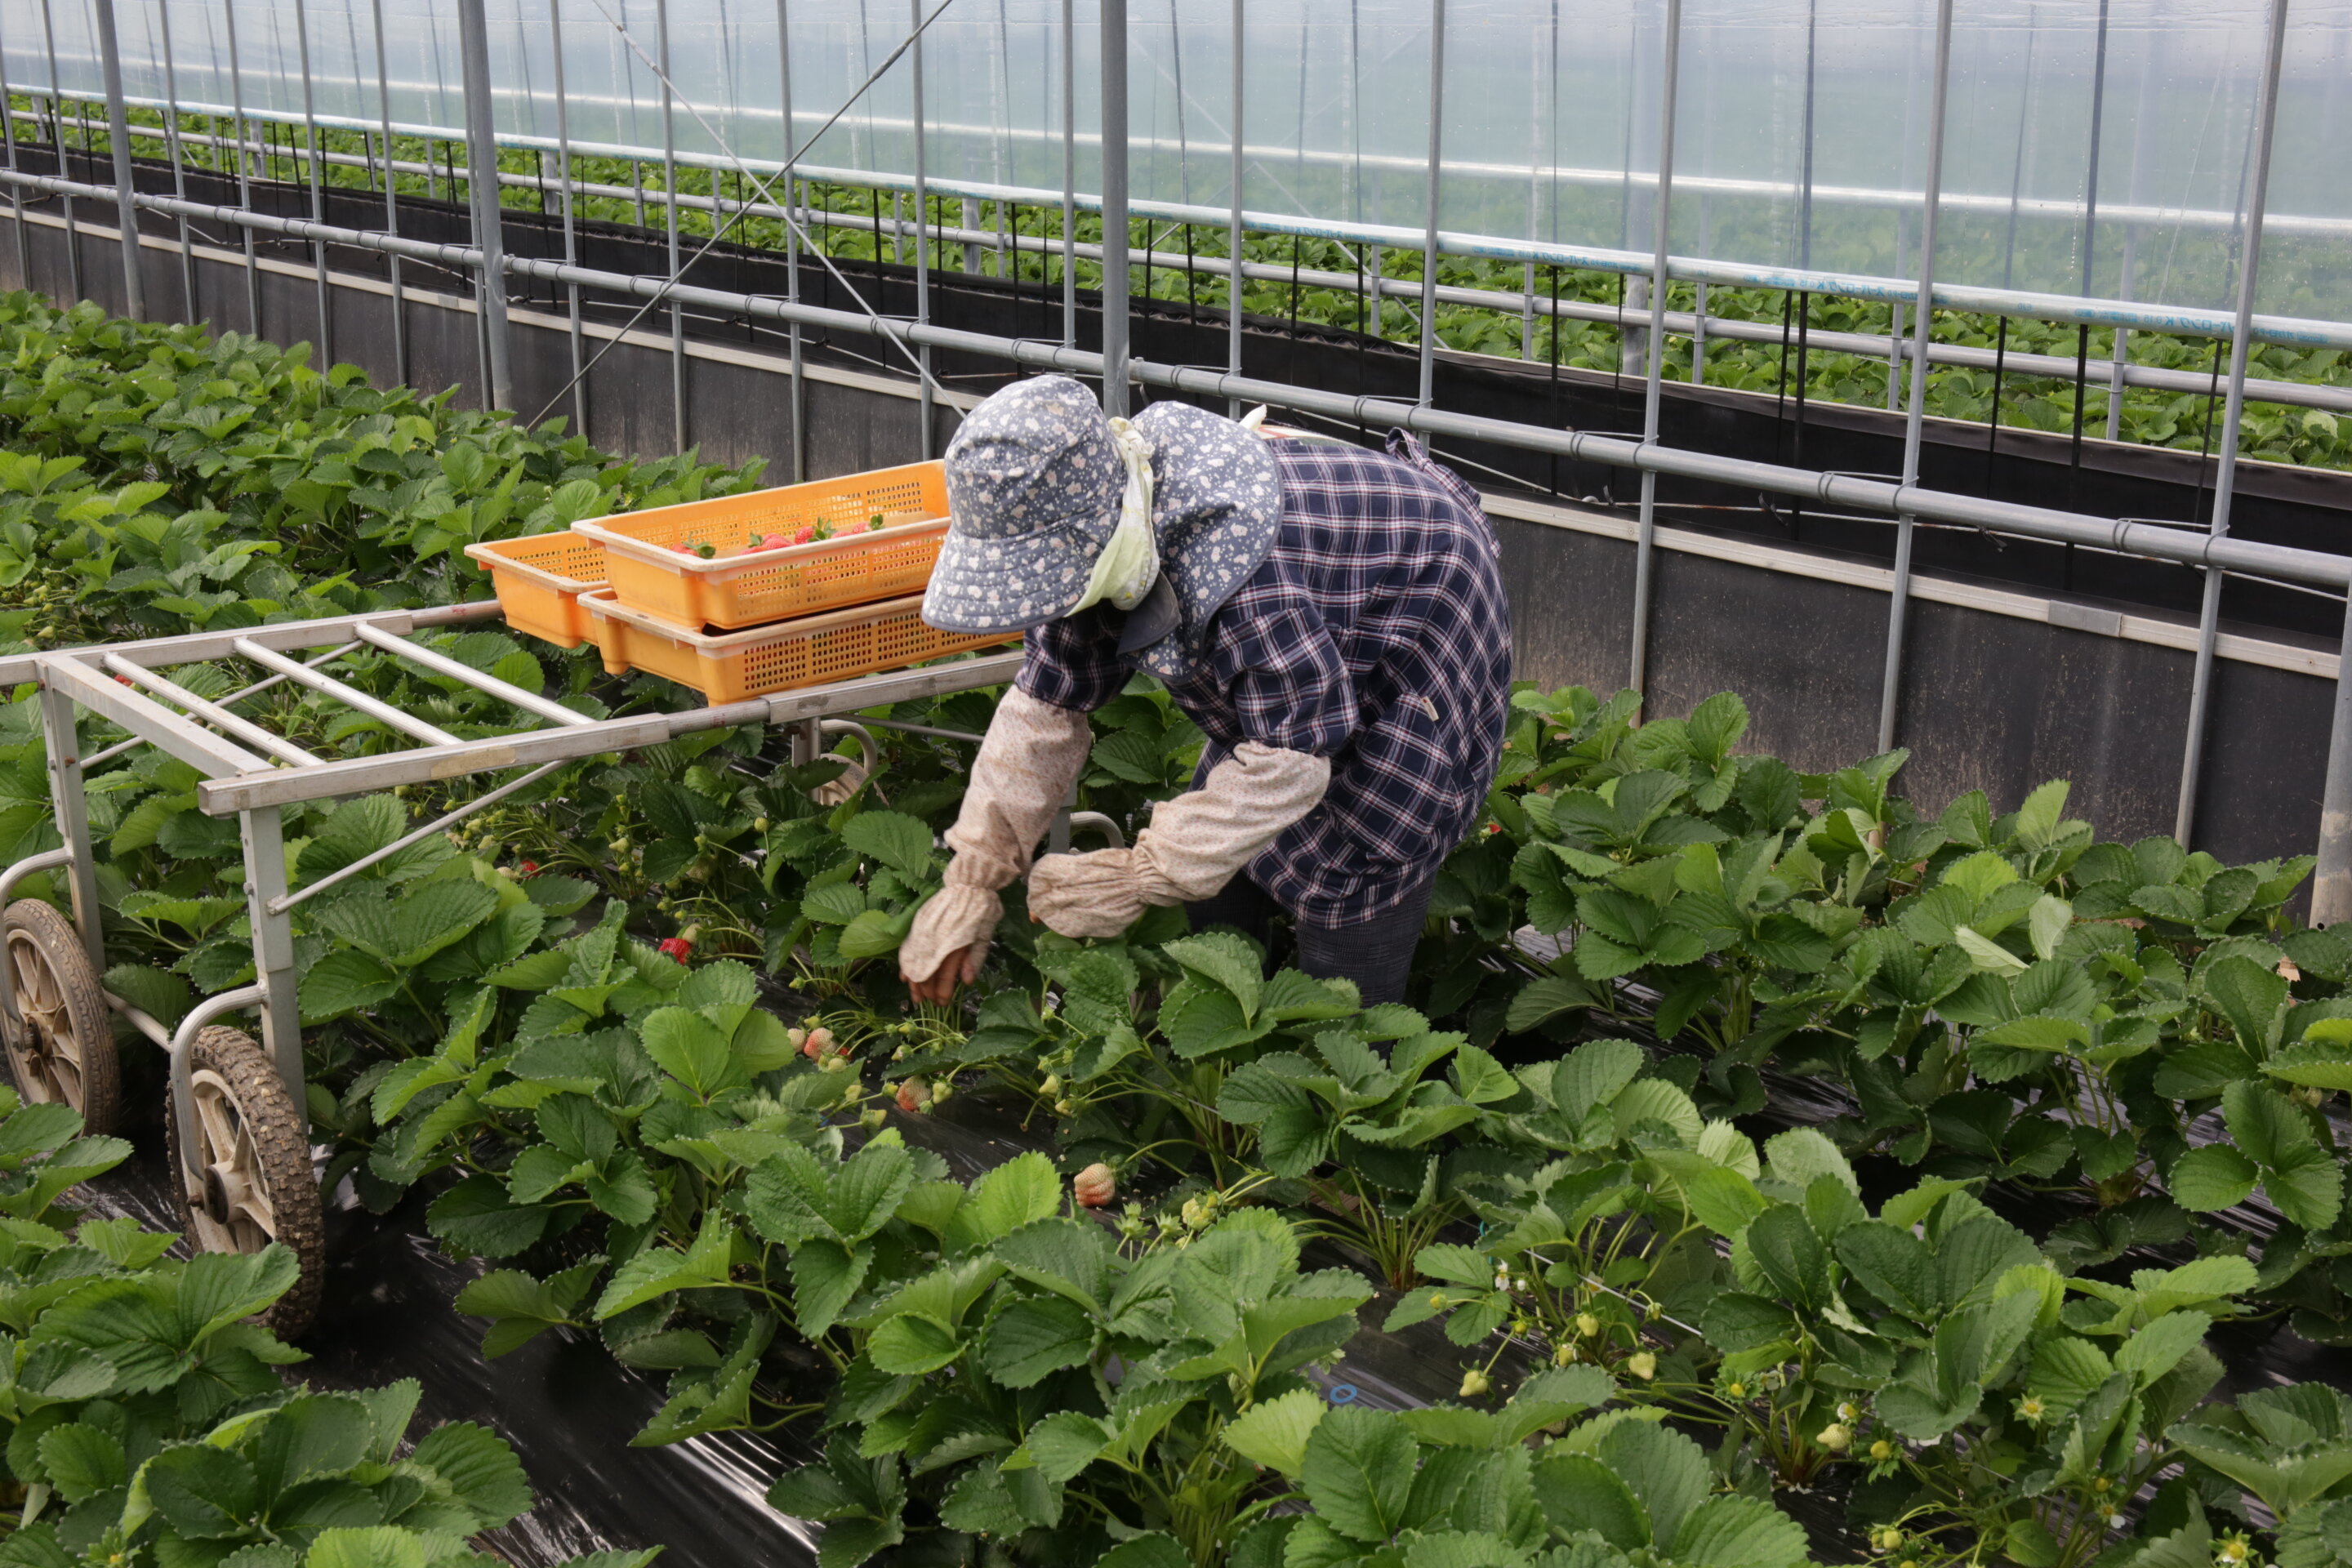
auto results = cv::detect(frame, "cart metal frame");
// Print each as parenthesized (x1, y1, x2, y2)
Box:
(0, 597, 1022, 1307)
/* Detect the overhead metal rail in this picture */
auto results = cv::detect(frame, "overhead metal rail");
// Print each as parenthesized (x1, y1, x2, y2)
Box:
(14, 96, 2352, 356)
(23, 113, 2352, 424)
(13, 161, 2345, 599)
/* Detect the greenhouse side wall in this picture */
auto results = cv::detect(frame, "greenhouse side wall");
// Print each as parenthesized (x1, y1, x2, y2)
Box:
(6, 196, 2332, 886)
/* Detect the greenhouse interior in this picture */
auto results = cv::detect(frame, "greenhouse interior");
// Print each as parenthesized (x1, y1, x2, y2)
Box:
(0, 0, 2350, 1562)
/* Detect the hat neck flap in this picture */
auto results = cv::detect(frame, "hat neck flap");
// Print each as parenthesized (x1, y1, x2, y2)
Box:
(1111, 402, 1285, 682)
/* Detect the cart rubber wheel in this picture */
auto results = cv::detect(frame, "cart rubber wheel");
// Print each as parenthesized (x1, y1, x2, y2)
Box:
(1, 898, 121, 1135)
(163, 1026, 324, 1336)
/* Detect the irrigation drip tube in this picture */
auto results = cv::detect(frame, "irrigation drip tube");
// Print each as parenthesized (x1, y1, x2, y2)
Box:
(16, 160, 2350, 598)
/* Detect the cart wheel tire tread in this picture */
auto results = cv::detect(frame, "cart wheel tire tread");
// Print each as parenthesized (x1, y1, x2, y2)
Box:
(1, 898, 120, 1136)
(165, 1025, 323, 1337)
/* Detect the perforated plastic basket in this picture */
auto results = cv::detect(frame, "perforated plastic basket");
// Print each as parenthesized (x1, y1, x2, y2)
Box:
(571, 461, 951, 630)
(579, 590, 1017, 703)
(464, 532, 611, 649)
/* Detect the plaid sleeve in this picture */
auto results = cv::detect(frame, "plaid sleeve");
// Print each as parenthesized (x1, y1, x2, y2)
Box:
(1014, 605, 1126, 713)
(1207, 597, 1357, 758)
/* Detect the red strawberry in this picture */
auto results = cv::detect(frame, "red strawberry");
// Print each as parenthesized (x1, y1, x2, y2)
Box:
(657, 936, 693, 964)
(792, 524, 817, 546)
(519, 860, 539, 878)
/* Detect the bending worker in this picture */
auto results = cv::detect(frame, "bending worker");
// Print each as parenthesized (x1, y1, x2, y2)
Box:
(898, 375, 1511, 1008)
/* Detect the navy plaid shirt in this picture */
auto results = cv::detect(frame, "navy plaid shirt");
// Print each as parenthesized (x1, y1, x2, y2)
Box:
(1018, 430, 1513, 925)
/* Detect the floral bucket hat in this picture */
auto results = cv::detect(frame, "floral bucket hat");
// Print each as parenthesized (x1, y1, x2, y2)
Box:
(923, 376, 1283, 666)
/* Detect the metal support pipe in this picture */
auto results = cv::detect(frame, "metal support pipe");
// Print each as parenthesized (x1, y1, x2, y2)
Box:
(291, 0, 330, 358)
(269, 759, 569, 915)
(2176, 0, 2293, 845)
(220, 0, 259, 332)
(1226, 0, 1243, 415)
(90, 0, 144, 318)
(151, 0, 196, 317)
(33, 121, 2352, 421)
(1877, 0, 1955, 755)
(1627, 0, 1681, 699)
(777, 0, 805, 479)
(229, 639, 464, 747)
(104, 654, 324, 767)
(351, 621, 596, 725)
(656, 0, 684, 450)
(1060, 0, 1076, 347)
(457, 0, 513, 412)
(372, 0, 406, 383)
(911, 0, 933, 456)
(0, 26, 25, 287)
(2319, 590, 2352, 924)
(1098, 0, 1129, 415)
(1415, 0, 1445, 407)
(550, 0, 584, 433)
(459, 243, 2352, 594)
(36, 0, 80, 305)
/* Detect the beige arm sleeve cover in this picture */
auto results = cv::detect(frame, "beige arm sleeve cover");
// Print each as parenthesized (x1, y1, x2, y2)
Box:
(1026, 743, 1331, 939)
(900, 688, 1096, 982)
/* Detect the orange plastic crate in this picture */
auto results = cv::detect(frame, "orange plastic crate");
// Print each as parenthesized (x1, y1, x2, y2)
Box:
(580, 590, 1018, 703)
(465, 532, 611, 648)
(572, 461, 951, 630)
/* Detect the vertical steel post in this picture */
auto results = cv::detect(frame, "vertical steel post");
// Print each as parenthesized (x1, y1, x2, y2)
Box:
(372, 0, 408, 385)
(238, 808, 305, 1110)
(1627, 0, 1682, 698)
(910, 0, 933, 456)
(551, 0, 585, 434)
(657, 0, 684, 450)
(1226, 0, 1242, 415)
(458, 0, 513, 412)
(2107, 45, 2155, 441)
(291, 0, 331, 359)
(154, 0, 198, 318)
(221, 0, 259, 334)
(92, 0, 144, 318)
(1886, 304, 1904, 408)
(1875, 0, 1954, 754)
(36, 0, 80, 305)
(777, 0, 805, 478)
(2320, 592, 2352, 924)
(2176, 0, 2292, 845)
(36, 686, 105, 978)
(1414, 0, 1444, 407)
(1060, 0, 1076, 347)
(0, 26, 23, 289)
(1099, 0, 1129, 416)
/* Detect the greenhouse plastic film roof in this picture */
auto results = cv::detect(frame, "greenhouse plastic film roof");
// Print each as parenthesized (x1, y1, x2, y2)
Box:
(7, 0, 2350, 333)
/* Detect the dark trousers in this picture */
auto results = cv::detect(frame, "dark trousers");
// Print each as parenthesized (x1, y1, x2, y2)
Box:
(1184, 875, 1434, 1007)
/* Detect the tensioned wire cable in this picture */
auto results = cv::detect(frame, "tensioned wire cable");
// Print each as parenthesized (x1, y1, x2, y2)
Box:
(526, 0, 963, 428)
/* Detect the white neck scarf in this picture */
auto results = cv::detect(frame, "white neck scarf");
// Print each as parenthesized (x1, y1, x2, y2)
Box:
(1068, 417, 1160, 615)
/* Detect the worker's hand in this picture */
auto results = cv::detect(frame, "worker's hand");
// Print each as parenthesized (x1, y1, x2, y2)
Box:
(906, 941, 987, 1005)
(900, 884, 1001, 1004)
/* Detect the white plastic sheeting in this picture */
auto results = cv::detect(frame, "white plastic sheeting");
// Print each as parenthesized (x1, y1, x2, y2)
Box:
(5, 0, 2350, 328)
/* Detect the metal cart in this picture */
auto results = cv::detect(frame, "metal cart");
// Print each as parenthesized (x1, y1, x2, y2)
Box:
(0, 601, 1022, 1331)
